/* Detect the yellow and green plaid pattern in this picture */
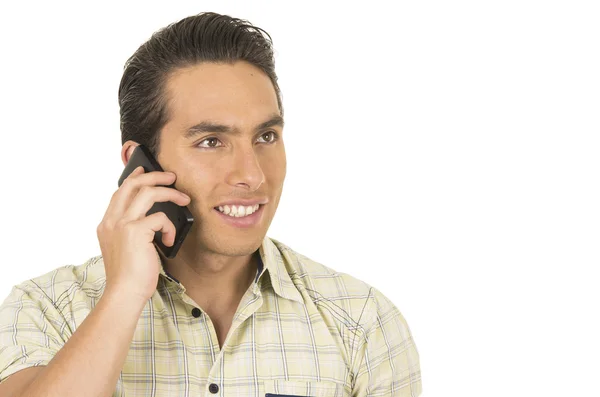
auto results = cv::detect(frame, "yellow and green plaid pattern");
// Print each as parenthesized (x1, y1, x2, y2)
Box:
(0, 236, 421, 396)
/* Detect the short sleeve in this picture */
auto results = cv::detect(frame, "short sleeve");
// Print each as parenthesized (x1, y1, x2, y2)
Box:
(352, 288, 422, 397)
(0, 283, 70, 382)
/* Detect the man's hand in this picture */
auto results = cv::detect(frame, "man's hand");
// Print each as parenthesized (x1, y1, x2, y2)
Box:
(96, 166, 191, 303)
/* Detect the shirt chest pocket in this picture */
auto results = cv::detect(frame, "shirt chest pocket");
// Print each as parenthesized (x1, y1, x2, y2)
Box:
(263, 380, 349, 397)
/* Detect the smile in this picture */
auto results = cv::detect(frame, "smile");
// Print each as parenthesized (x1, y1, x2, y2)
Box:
(215, 204, 260, 217)
(213, 204, 265, 228)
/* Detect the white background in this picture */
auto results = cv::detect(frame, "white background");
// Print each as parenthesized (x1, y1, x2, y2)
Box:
(0, 1, 599, 396)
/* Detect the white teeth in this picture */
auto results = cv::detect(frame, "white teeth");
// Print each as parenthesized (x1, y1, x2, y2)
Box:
(217, 204, 260, 217)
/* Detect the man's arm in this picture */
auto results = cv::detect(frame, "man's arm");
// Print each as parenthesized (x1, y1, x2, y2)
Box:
(0, 286, 146, 397)
(0, 367, 44, 397)
(1, 158, 189, 396)
(352, 287, 422, 397)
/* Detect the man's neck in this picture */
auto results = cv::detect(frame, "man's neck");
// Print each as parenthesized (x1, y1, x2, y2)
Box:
(162, 250, 259, 314)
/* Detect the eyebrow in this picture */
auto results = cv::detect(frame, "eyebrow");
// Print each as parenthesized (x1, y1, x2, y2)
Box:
(183, 114, 284, 139)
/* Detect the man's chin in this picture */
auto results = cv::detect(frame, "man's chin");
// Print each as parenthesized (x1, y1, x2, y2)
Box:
(187, 230, 265, 256)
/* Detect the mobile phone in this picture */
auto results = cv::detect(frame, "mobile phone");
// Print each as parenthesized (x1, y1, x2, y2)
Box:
(117, 145, 194, 259)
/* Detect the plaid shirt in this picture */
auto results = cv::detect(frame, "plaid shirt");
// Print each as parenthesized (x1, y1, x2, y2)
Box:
(0, 236, 422, 396)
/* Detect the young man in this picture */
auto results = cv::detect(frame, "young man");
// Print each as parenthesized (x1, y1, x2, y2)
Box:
(0, 12, 421, 397)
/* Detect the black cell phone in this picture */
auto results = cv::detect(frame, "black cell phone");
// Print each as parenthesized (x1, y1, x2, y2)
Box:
(117, 145, 194, 259)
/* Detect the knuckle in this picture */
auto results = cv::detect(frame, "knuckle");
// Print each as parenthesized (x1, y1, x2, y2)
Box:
(98, 220, 110, 232)
(122, 176, 136, 188)
(139, 185, 152, 196)
(160, 212, 170, 223)
(115, 218, 127, 230)
(121, 222, 135, 235)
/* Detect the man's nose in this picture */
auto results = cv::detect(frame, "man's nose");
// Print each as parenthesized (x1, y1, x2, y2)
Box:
(226, 145, 266, 190)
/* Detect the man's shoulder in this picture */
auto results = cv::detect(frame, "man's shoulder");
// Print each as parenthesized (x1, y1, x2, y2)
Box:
(8, 255, 107, 304)
(270, 238, 379, 305)
(271, 238, 415, 350)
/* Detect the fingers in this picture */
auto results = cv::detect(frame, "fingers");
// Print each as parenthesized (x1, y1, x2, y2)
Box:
(131, 211, 178, 247)
(104, 166, 189, 225)
(121, 185, 190, 224)
(104, 166, 147, 221)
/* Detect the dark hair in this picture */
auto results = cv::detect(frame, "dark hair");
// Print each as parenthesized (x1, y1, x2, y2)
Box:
(118, 12, 283, 157)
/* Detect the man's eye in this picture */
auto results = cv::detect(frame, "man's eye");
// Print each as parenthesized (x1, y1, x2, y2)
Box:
(258, 131, 279, 143)
(197, 132, 279, 149)
(197, 137, 222, 148)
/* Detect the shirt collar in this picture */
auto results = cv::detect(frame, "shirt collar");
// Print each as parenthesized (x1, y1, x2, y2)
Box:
(158, 236, 304, 304)
(254, 236, 304, 304)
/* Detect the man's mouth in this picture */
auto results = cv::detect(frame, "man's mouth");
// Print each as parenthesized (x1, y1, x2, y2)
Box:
(212, 204, 265, 228)
(214, 204, 262, 218)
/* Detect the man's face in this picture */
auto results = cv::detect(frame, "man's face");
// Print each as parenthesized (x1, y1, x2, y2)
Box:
(156, 61, 285, 258)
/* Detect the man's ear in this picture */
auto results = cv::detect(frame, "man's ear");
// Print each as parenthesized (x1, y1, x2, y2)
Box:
(121, 141, 140, 166)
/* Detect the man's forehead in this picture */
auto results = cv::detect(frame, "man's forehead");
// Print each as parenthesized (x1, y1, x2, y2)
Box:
(164, 63, 278, 117)
(165, 61, 272, 95)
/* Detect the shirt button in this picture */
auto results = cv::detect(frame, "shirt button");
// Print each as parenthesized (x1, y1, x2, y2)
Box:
(209, 383, 219, 394)
(191, 307, 201, 318)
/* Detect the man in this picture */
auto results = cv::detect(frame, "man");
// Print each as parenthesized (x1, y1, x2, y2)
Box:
(0, 12, 422, 397)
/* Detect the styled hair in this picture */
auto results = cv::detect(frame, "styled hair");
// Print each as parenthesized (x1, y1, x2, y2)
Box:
(118, 12, 283, 157)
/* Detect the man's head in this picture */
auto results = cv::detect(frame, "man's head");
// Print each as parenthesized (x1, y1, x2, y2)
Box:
(118, 12, 286, 258)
